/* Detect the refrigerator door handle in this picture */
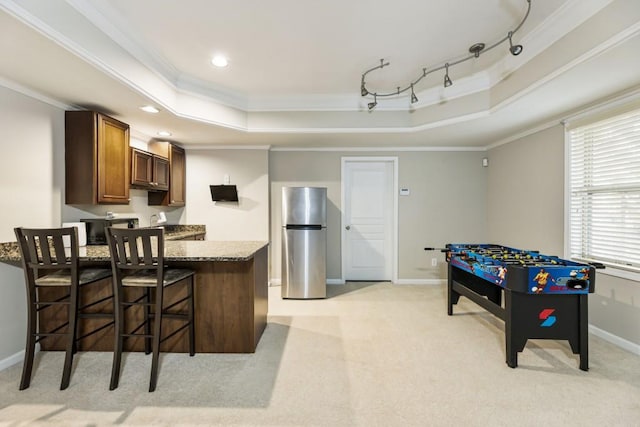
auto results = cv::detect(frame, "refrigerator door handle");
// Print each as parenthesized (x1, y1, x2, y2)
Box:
(286, 224, 323, 230)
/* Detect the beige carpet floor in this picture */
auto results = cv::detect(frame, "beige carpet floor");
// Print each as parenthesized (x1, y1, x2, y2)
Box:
(0, 282, 639, 426)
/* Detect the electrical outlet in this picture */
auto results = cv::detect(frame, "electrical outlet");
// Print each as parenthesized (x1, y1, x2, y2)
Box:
(431, 258, 438, 267)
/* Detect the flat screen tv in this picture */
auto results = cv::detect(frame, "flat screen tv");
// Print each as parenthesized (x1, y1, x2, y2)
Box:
(210, 185, 239, 202)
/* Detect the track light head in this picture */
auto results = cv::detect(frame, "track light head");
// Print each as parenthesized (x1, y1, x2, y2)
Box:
(361, 82, 368, 97)
(410, 84, 418, 104)
(508, 31, 523, 56)
(444, 63, 453, 88)
(368, 94, 377, 110)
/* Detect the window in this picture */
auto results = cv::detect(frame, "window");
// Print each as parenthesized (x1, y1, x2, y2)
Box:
(567, 106, 640, 273)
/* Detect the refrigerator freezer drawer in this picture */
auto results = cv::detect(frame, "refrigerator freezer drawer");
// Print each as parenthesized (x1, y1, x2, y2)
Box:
(282, 227, 327, 299)
(282, 187, 327, 227)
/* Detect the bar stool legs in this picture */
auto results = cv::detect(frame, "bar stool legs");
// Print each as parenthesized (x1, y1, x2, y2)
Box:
(107, 226, 196, 392)
(19, 300, 38, 390)
(60, 286, 79, 390)
(15, 227, 113, 391)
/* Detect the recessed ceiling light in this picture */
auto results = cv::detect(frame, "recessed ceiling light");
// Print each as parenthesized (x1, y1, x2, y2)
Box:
(140, 105, 160, 113)
(157, 130, 172, 137)
(211, 55, 228, 68)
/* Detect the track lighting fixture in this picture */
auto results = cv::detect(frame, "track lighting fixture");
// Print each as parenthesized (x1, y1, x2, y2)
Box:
(360, 0, 531, 110)
(443, 64, 452, 88)
(508, 31, 523, 56)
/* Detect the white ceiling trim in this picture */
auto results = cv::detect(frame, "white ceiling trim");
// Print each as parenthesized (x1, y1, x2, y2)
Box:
(488, 83, 640, 150)
(63, 0, 181, 90)
(185, 145, 272, 151)
(485, 0, 614, 88)
(220, 16, 640, 135)
(245, 0, 615, 112)
(0, 0, 630, 139)
(561, 86, 640, 126)
(245, 110, 490, 134)
(0, 75, 72, 110)
(51, 0, 613, 113)
(269, 146, 487, 152)
(491, 20, 640, 115)
(486, 119, 562, 150)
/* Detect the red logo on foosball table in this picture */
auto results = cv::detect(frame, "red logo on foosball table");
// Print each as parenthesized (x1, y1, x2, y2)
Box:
(539, 308, 556, 327)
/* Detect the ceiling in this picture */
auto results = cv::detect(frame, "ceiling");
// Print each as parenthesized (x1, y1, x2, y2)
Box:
(1, 0, 639, 149)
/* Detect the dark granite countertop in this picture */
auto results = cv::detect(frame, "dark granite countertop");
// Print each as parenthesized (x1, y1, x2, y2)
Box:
(0, 240, 268, 263)
(0, 224, 268, 262)
(163, 224, 206, 241)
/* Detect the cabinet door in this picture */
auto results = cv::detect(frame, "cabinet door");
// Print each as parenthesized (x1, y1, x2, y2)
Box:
(131, 148, 153, 186)
(97, 114, 130, 204)
(153, 156, 170, 191)
(148, 143, 186, 206)
(168, 145, 186, 206)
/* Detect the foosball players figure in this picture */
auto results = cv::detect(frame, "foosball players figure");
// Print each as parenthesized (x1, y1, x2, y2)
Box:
(532, 268, 555, 294)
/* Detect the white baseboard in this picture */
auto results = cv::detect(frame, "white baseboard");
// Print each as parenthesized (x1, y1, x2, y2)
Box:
(394, 279, 446, 285)
(0, 350, 24, 372)
(270, 279, 345, 286)
(589, 324, 640, 356)
(272, 278, 445, 286)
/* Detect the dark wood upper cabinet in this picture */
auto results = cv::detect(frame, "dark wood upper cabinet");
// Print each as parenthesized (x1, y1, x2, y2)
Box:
(148, 142, 186, 206)
(131, 148, 152, 186)
(131, 148, 169, 191)
(65, 111, 130, 205)
(168, 145, 186, 206)
(153, 155, 170, 191)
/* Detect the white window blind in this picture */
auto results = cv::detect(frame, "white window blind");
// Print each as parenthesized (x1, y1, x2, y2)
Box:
(568, 107, 640, 271)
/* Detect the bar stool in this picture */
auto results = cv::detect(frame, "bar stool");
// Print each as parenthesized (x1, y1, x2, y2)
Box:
(106, 226, 195, 392)
(14, 227, 113, 390)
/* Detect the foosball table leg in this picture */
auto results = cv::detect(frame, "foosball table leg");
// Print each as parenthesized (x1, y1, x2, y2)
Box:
(579, 294, 589, 371)
(505, 290, 529, 369)
(505, 318, 518, 368)
(447, 267, 461, 315)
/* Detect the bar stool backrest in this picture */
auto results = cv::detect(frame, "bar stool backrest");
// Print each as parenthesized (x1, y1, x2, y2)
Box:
(15, 227, 79, 282)
(106, 227, 165, 281)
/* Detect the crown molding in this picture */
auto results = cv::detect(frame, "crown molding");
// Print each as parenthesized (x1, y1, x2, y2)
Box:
(55, 0, 615, 113)
(183, 144, 271, 151)
(63, 0, 181, 90)
(0, 76, 73, 110)
(270, 146, 486, 152)
(1, 0, 633, 141)
(562, 85, 640, 126)
(486, 119, 561, 151)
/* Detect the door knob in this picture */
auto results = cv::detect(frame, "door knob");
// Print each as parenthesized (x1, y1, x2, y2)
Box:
(345, 225, 351, 230)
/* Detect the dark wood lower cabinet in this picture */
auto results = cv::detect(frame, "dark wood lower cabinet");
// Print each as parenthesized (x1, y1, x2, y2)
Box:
(38, 246, 268, 353)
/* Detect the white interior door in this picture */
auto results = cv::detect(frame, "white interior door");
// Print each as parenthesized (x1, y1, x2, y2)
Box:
(342, 159, 395, 281)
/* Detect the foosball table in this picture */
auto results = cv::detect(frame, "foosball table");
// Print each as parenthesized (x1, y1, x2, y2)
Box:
(426, 244, 602, 371)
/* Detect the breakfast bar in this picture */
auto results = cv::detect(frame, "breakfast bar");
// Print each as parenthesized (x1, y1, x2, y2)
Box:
(0, 240, 269, 354)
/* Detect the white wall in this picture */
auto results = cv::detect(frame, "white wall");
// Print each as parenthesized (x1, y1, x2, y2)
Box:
(1, 81, 637, 367)
(185, 149, 269, 241)
(487, 124, 640, 350)
(0, 85, 64, 363)
(487, 126, 565, 255)
(269, 150, 488, 283)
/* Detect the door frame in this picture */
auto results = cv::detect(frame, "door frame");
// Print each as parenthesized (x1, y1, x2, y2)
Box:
(341, 156, 398, 284)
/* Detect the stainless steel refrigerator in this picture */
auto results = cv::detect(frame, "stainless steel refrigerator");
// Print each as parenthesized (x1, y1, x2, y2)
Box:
(281, 186, 327, 299)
